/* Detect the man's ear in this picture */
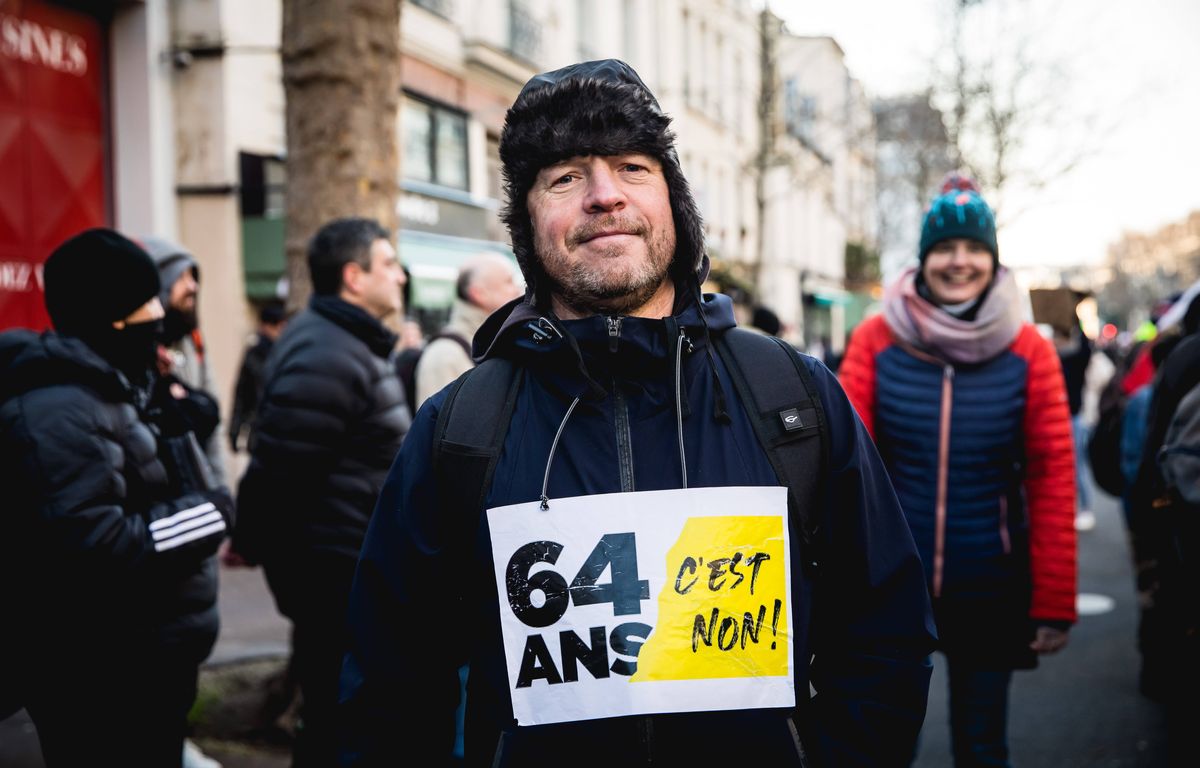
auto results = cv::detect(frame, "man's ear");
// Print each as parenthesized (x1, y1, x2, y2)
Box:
(341, 261, 362, 296)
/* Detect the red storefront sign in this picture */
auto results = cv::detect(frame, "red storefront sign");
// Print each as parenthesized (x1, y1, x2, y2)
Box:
(0, 0, 107, 331)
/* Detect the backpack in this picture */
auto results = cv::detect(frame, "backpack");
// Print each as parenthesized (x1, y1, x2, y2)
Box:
(395, 330, 472, 413)
(430, 327, 830, 572)
(1089, 347, 1146, 498)
(1159, 381, 1200, 507)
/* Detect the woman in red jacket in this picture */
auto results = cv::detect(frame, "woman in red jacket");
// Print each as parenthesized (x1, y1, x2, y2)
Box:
(840, 176, 1077, 767)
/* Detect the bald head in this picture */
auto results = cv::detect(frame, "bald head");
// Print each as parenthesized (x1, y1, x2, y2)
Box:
(457, 254, 522, 313)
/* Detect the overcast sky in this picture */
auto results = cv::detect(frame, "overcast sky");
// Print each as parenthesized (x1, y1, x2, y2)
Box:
(774, 0, 1200, 269)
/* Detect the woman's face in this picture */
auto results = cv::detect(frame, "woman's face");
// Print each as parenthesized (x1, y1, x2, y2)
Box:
(922, 238, 994, 306)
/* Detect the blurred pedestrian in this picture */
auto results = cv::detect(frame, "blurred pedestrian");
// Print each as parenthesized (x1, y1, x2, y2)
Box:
(227, 302, 286, 453)
(229, 218, 410, 766)
(750, 304, 782, 336)
(0, 229, 234, 766)
(1056, 319, 1094, 530)
(840, 175, 1077, 767)
(143, 235, 229, 486)
(413, 253, 521, 408)
(1127, 286, 1200, 712)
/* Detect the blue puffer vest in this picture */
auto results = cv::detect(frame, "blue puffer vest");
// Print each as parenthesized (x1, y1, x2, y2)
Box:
(874, 344, 1030, 602)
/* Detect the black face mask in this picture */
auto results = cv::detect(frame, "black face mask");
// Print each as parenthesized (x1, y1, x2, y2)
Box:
(161, 306, 198, 346)
(82, 319, 164, 385)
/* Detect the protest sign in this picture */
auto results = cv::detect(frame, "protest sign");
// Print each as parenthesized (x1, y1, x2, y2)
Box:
(487, 485, 795, 726)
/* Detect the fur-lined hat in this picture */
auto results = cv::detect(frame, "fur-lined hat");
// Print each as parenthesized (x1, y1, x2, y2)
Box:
(499, 59, 706, 303)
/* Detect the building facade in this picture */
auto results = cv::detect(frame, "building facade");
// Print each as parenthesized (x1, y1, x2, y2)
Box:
(0, 0, 878, 452)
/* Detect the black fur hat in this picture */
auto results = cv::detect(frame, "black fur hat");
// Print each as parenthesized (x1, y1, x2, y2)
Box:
(499, 59, 706, 303)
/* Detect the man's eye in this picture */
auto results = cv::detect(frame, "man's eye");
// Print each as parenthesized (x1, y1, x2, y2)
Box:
(621, 163, 646, 173)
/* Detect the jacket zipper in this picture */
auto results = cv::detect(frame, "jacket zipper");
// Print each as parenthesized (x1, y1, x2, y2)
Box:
(998, 493, 1011, 554)
(614, 382, 635, 492)
(933, 364, 954, 598)
(639, 716, 655, 765)
(607, 315, 622, 353)
(606, 316, 636, 493)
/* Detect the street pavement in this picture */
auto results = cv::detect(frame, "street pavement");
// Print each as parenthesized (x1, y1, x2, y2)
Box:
(913, 481, 1168, 767)
(0, 476, 1171, 766)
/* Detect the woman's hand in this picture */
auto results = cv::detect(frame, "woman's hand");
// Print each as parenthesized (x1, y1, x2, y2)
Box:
(1030, 626, 1070, 654)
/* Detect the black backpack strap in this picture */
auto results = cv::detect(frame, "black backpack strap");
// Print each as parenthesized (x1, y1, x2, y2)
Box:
(431, 330, 473, 359)
(714, 328, 829, 574)
(432, 358, 524, 537)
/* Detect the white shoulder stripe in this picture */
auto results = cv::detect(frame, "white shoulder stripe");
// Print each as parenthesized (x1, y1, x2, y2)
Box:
(149, 502, 217, 532)
(151, 510, 225, 542)
(154, 520, 227, 552)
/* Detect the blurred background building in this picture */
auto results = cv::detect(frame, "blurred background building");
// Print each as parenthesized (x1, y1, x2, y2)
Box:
(0, 0, 882, 416)
(9, 0, 1185, 447)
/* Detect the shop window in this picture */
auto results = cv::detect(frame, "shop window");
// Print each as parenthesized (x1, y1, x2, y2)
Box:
(239, 152, 287, 300)
(402, 94, 468, 192)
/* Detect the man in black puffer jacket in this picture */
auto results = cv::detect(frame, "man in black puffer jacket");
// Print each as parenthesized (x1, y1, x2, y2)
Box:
(0, 229, 234, 766)
(231, 217, 410, 766)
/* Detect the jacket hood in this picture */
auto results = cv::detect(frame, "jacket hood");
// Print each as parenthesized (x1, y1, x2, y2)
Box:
(140, 235, 199, 307)
(499, 59, 706, 304)
(0, 330, 131, 403)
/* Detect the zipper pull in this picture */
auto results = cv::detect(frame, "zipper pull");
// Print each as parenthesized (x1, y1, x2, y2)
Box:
(607, 316, 622, 353)
(943, 364, 955, 380)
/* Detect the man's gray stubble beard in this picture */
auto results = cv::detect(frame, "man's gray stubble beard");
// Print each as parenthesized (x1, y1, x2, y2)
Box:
(538, 226, 676, 317)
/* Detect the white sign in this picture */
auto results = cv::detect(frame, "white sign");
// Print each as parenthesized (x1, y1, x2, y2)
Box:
(488, 486, 795, 726)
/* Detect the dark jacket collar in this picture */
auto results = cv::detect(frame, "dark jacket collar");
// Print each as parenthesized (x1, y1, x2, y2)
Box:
(309, 295, 398, 359)
(0, 329, 134, 403)
(470, 279, 737, 400)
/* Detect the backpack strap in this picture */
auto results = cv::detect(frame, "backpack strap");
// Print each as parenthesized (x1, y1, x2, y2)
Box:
(431, 330, 474, 359)
(432, 358, 524, 536)
(714, 328, 829, 574)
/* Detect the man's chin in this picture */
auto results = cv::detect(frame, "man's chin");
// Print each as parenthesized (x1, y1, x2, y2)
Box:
(556, 274, 670, 316)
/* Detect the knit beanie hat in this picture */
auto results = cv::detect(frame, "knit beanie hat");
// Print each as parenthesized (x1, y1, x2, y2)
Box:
(918, 173, 998, 265)
(499, 59, 706, 302)
(44, 228, 161, 336)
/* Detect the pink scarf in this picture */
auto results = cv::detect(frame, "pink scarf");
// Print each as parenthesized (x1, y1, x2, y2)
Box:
(882, 266, 1024, 364)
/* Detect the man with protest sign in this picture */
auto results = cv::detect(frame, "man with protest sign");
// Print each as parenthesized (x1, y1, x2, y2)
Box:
(341, 60, 936, 766)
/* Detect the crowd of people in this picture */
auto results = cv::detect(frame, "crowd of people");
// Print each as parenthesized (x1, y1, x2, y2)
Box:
(0, 57, 1195, 768)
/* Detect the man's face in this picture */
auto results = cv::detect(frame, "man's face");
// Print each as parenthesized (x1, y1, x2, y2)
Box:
(169, 268, 198, 314)
(353, 238, 406, 319)
(527, 153, 676, 317)
(469, 259, 522, 313)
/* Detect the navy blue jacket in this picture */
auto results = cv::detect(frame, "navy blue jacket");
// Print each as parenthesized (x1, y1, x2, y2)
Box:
(340, 292, 935, 766)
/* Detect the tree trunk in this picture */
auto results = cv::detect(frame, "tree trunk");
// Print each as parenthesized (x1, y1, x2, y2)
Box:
(282, 0, 401, 312)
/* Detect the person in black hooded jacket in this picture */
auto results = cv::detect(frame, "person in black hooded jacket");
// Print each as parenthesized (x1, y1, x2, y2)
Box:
(230, 217, 411, 766)
(0, 229, 234, 766)
(340, 60, 935, 767)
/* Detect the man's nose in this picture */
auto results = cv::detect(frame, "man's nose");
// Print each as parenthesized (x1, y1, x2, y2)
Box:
(583, 165, 625, 212)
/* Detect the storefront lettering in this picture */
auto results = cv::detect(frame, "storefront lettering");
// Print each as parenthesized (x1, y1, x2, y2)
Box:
(0, 14, 88, 76)
(0, 262, 45, 293)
